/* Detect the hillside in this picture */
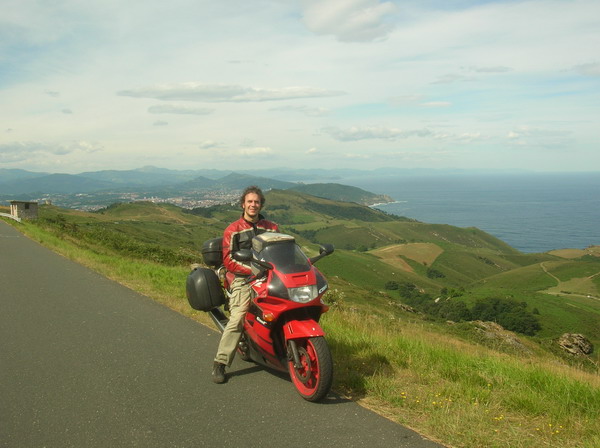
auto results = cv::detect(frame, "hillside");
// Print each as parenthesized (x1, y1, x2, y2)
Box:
(29, 190, 600, 359)
(288, 182, 394, 206)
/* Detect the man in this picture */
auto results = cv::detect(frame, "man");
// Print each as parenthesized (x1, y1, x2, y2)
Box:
(212, 186, 279, 383)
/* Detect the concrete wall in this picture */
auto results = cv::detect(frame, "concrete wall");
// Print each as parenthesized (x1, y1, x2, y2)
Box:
(0, 212, 21, 222)
(9, 201, 38, 220)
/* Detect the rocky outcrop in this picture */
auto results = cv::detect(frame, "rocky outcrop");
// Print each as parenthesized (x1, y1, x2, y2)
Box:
(557, 333, 594, 356)
(388, 301, 419, 314)
(471, 321, 530, 354)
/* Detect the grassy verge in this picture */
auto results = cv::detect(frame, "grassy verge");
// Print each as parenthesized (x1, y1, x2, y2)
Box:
(8, 219, 600, 448)
(323, 300, 599, 448)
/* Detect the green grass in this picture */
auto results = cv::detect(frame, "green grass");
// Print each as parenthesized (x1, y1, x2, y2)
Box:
(323, 305, 599, 448)
(549, 259, 600, 281)
(471, 263, 559, 293)
(466, 261, 600, 354)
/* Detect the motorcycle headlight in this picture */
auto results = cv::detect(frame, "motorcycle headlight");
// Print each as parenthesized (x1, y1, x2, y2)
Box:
(288, 285, 318, 303)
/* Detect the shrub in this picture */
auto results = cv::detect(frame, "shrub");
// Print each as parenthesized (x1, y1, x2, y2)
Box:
(471, 297, 541, 336)
(426, 268, 445, 278)
(385, 280, 399, 290)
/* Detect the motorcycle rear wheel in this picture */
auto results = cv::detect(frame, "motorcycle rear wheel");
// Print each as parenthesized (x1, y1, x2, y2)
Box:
(288, 336, 333, 402)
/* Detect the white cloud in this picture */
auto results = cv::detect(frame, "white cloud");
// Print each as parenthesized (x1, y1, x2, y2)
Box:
(389, 95, 425, 106)
(148, 104, 214, 115)
(506, 126, 574, 149)
(431, 74, 474, 85)
(118, 83, 345, 103)
(469, 66, 513, 74)
(0, 140, 102, 163)
(344, 152, 371, 159)
(301, 0, 396, 42)
(507, 131, 520, 139)
(573, 62, 600, 77)
(238, 147, 273, 156)
(420, 101, 451, 108)
(455, 132, 483, 143)
(269, 105, 330, 117)
(323, 126, 435, 141)
(199, 140, 224, 149)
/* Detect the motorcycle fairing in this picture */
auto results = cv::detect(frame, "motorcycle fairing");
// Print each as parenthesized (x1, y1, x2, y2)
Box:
(283, 319, 325, 340)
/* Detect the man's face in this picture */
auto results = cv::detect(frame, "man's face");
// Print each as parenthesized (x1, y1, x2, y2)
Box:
(242, 192, 262, 221)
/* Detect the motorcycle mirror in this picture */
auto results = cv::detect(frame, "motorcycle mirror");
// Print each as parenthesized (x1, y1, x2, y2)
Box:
(233, 249, 274, 271)
(233, 249, 252, 262)
(319, 243, 334, 255)
(309, 243, 335, 264)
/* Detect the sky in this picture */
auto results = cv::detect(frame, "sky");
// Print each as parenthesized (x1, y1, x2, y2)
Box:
(1, 0, 599, 174)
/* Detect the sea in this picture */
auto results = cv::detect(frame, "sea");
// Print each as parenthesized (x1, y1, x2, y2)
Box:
(337, 172, 600, 254)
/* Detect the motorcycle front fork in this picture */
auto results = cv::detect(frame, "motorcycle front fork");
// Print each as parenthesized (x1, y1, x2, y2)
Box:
(287, 339, 302, 368)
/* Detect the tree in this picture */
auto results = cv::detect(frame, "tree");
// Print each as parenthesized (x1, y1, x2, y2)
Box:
(426, 268, 445, 279)
(438, 301, 472, 322)
(471, 297, 541, 336)
(385, 281, 399, 290)
(498, 312, 541, 336)
(398, 282, 419, 299)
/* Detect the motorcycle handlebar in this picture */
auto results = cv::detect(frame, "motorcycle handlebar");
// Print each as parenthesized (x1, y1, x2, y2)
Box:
(244, 273, 263, 285)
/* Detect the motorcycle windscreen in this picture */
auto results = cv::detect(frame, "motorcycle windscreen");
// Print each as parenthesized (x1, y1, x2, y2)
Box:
(257, 242, 311, 274)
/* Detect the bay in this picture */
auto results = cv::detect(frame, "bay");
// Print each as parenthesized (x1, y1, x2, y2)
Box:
(338, 172, 600, 253)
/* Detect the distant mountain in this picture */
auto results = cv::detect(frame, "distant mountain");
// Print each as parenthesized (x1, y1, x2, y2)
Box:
(79, 167, 200, 186)
(0, 168, 49, 184)
(1, 166, 535, 196)
(213, 172, 295, 190)
(177, 176, 217, 190)
(288, 183, 394, 206)
(0, 173, 116, 194)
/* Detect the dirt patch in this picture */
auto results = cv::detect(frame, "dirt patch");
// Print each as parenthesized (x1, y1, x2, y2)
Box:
(549, 246, 600, 259)
(370, 243, 444, 272)
(543, 276, 600, 300)
(541, 262, 600, 300)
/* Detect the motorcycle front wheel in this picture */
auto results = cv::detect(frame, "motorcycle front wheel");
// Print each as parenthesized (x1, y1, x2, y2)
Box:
(288, 336, 333, 402)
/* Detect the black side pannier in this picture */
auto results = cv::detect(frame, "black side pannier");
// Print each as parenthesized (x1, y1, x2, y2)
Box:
(202, 237, 223, 268)
(186, 267, 225, 311)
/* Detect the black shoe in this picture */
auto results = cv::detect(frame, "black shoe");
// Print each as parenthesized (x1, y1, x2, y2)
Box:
(212, 362, 226, 384)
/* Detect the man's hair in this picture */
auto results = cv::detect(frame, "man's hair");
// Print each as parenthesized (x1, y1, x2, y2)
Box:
(239, 185, 265, 207)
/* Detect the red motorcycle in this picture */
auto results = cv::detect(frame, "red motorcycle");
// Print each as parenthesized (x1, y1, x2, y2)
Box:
(186, 232, 335, 402)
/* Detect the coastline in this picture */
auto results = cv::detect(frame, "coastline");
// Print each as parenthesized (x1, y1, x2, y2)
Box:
(352, 174, 600, 254)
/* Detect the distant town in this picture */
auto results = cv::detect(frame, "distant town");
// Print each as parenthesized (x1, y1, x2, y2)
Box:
(30, 189, 241, 211)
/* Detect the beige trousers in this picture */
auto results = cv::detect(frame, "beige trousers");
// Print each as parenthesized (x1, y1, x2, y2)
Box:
(214, 277, 252, 366)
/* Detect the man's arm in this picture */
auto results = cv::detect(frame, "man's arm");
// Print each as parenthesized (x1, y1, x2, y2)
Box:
(222, 225, 252, 276)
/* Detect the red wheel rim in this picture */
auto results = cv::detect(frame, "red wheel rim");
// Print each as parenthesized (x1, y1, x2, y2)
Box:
(290, 340, 320, 396)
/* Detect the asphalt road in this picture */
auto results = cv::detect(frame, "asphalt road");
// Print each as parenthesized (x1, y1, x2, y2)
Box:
(0, 220, 445, 448)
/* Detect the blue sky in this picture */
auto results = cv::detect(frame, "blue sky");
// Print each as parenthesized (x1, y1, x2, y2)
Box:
(1, 0, 598, 174)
